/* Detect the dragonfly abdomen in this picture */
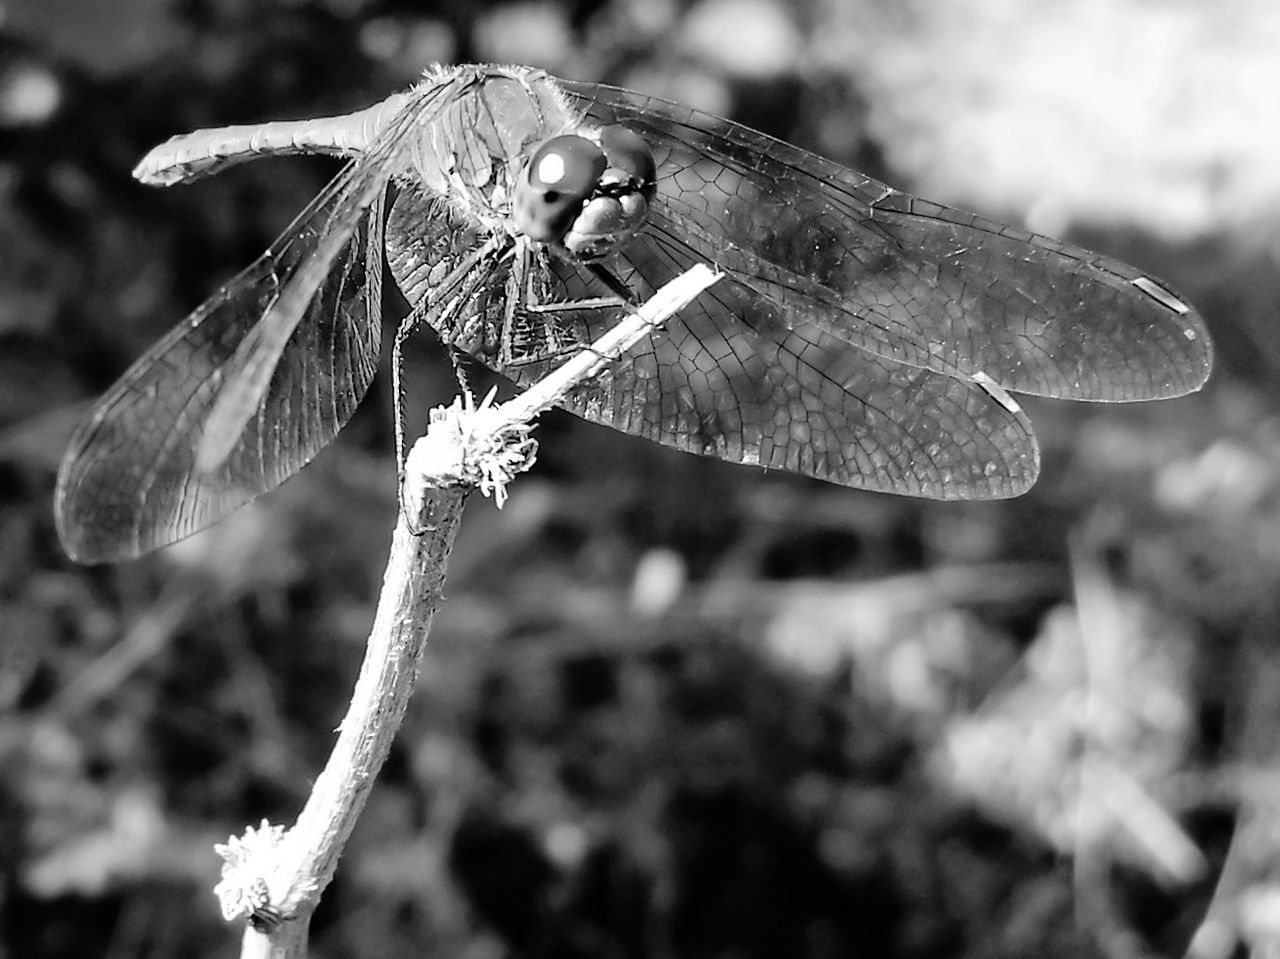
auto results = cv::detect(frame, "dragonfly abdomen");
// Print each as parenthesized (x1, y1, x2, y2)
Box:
(133, 92, 414, 186)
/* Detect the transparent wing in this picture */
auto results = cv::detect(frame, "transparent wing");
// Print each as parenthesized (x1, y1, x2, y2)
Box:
(560, 80, 1213, 402)
(386, 183, 1040, 499)
(56, 189, 384, 562)
(55, 85, 456, 563)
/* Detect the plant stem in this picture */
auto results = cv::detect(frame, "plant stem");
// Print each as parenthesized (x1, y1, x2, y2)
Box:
(224, 262, 719, 958)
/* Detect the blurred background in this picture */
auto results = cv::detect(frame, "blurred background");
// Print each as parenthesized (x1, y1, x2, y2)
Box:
(2, 0, 1279, 956)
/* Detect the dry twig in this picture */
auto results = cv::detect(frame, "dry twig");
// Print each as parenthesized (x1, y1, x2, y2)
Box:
(209, 263, 720, 958)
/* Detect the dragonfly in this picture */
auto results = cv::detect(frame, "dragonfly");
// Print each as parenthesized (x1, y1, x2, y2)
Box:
(55, 63, 1213, 563)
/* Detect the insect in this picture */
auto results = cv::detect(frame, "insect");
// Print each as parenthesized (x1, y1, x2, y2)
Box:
(55, 63, 1212, 563)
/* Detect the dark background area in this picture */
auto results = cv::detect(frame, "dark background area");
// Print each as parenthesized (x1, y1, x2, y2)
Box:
(3, 0, 1279, 956)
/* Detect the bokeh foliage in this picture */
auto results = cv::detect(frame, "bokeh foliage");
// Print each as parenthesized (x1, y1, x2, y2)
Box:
(2, 1, 1277, 957)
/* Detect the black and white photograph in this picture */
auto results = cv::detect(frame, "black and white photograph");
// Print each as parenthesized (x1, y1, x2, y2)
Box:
(1, 1, 1275, 956)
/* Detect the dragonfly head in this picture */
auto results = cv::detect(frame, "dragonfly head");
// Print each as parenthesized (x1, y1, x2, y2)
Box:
(512, 125, 656, 262)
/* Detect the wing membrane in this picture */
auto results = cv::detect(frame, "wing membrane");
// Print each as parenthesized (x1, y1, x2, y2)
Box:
(560, 81, 1212, 402)
(385, 183, 1040, 499)
(55, 84, 458, 562)
(562, 228, 1040, 498)
(56, 196, 382, 561)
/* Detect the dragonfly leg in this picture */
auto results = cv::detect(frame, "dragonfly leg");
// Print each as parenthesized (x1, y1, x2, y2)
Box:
(496, 247, 636, 369)
(523, 246, 631, 316)
(392, 236, 508, 534)
(587, 262, 640, 306)
(391, 309, 422, 491)
(447, 344, 477, 397)
(525, 295, 627, 314)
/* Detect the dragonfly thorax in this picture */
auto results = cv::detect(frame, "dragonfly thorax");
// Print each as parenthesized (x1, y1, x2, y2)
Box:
(511, 124, 656, 262)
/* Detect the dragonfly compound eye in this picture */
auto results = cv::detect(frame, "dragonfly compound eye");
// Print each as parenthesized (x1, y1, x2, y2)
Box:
(599, 125, 657, 200)
(513, 135, 607, 243)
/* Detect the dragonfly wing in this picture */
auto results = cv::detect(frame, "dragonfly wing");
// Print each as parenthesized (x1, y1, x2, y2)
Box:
(55, 206, 383, 562)
(559, 80, 1212, 402)
(384, 181, 1039, 499)
(196, 189, 385, 474)
(55, 83, 460, 563)
(552, 230, 1040, 498)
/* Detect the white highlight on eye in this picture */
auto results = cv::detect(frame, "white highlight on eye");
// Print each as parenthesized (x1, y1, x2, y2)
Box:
(536, 152, 567, 186)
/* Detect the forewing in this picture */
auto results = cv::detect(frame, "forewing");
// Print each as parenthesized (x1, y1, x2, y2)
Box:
(55, 84, 459, 562)
(55, 202, 382, 562)
(559, 80, 1212, 402)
